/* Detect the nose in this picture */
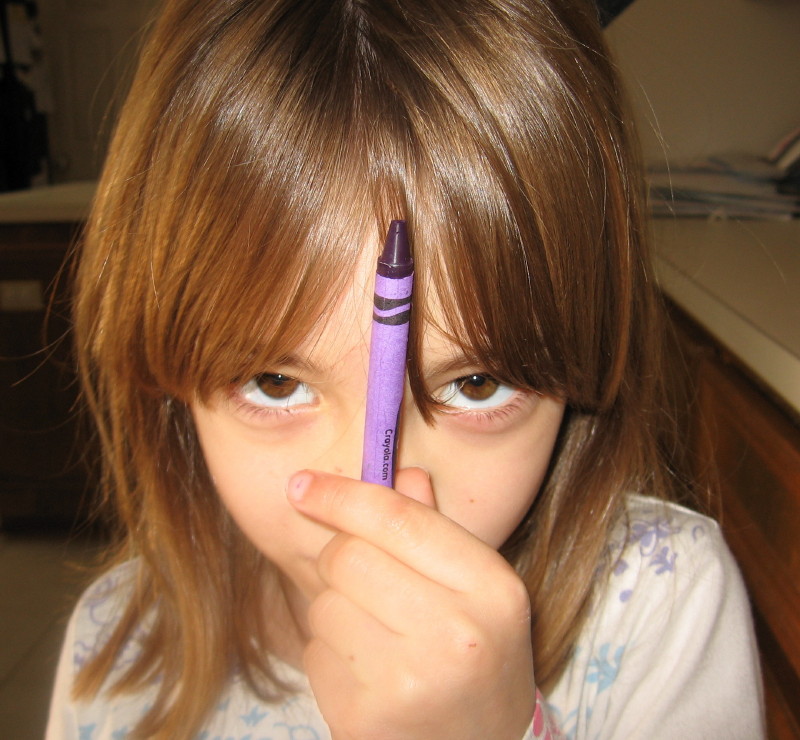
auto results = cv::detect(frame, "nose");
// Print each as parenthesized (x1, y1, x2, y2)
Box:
(391, 401, 437, 509)
(312, 401, 367, 480)
(314, 393, 435, 507)
(359, 383, 424, 491)
(393, 466, 437, 508)
(394, 388, 427, 467)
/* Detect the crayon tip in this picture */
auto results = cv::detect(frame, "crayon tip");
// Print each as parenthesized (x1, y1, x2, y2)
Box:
(378, 220, 413, 277)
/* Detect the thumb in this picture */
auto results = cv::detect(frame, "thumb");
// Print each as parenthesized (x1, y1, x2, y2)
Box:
(394, 467, 437, 509)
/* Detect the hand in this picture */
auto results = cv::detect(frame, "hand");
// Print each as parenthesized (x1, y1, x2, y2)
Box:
(287, 468, 536, 740)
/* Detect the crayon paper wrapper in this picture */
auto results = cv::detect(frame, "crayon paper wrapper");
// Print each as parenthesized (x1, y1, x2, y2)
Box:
(361, 272, 413, 486)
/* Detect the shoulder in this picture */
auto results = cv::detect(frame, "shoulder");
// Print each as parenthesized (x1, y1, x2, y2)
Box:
(66, 559, 142, 678)
(54, 560, 144, 692)
(46, 560, 154, 740)
(595, 494, 752, 666)
(546, 495, 764, 738)
(607, 494, 738, 605)
(72, 559, 139, 626)
(49, 561, 331, 740)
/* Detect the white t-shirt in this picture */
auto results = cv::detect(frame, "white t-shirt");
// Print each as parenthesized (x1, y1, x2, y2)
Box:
(46, 495, 764, 739)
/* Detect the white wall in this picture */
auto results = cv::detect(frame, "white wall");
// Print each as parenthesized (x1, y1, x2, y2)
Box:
(37, 0, 800, 178)
(605, 0, 800, 166)
(38, 0, 159, 182)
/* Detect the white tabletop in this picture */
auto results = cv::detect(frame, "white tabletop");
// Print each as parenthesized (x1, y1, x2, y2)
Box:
(0, 181, 96, 224)
(653, 218, 800, 414)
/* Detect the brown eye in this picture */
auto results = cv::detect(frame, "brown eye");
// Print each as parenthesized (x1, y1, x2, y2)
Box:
(240, 373, 315, 409)
(254, 373, 300, 399)
(435, 373, 515, 410)
(458, 374, 500, 401)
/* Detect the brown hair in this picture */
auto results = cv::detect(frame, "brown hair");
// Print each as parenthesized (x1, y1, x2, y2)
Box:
(73, 0, 671, 736)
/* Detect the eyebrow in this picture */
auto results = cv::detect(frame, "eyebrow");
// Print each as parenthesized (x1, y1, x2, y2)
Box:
(422, 355, 483, 382)
(263, 353, 322, 376)
(267, 351, 482, 383)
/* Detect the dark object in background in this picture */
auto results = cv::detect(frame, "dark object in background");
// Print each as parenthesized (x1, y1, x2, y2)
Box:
(0, 0, 49, 193)
(597, 0, 637, 26)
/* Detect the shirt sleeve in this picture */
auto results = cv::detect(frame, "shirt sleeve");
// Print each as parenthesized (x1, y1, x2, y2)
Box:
(609, 528, 764, 740)
(45, 602, 80, 740)
(547, 499, 765, 739)
(518, 689, 565, 739)
(44, 561, 141, 740)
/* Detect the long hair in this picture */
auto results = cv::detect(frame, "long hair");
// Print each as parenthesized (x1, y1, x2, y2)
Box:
(72, 0, 668, 736)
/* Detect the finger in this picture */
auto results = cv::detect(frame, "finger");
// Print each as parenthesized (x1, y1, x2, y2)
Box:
(316, 531, 458, 635)
(307, 586, 400, 680)
(303, 636, 362, 732)
(394, 466, 436, 509)
(287, 470, 511, 592)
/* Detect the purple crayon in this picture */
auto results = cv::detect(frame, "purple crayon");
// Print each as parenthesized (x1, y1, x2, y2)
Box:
(361, 220, 414, 487)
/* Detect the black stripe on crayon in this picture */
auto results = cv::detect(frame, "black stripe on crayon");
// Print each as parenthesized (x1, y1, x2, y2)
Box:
(373, 309, 411, 326)
(374, 295, 412, 311)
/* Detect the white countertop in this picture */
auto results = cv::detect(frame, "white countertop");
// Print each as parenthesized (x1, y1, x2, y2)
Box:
(653, 218, 800, 415)
(0, 181, 96, 223)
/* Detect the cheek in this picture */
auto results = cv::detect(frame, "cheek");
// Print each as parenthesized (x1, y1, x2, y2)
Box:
(191, 409, 304, 552)
(418, 400, 564, 549)
(446, 441, 553, 549)
(200, 430, 282, 533)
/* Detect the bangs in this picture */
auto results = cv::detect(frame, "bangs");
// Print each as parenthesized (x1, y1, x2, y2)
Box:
(82, 0, 637, 414)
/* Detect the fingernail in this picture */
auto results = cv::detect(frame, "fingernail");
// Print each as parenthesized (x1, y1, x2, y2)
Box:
(287, 471, 313, 503)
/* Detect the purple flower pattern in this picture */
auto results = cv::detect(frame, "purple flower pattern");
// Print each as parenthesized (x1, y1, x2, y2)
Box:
(609, 505, 702, 604)
(562, 500, 711, 736)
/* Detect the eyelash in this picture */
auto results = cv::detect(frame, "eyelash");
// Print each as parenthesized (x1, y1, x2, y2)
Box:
(229, 393, 306, 422)
(227, 375, 316, 421)
(434, 386, 528, 428)
(228, 372, 530, 428)
(436, 374, 515, 406)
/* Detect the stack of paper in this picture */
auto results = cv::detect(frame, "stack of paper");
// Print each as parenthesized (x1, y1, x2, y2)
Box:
(648, 152, 800, 221)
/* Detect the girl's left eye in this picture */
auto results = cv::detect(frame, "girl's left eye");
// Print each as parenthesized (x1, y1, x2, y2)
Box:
(436, 374, 517, 410)
(240, 373, 316, 408)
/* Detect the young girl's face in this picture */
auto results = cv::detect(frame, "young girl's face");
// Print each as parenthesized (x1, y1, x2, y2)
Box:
(191, 244, 564, 620)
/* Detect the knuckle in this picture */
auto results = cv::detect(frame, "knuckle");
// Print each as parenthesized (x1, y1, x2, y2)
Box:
(440, 610, 488, 664)
(306, 588, 338, 636)
(325, 534, 370, 582)
(483, 562, 532, 625)
(324, 475, 353, 512)
(500, 571, 532, 620)
(388, 664, 430, 711)
(450, 619, 487, 659)
(380, 494, 429, 545)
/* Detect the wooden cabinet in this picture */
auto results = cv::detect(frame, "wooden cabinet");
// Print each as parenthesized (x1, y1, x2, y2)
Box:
(0, 221, 95, 531)
(668, 303, 800, 739)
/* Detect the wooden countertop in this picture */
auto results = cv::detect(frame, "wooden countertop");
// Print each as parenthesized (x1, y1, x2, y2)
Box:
(653, 218, 800, 415)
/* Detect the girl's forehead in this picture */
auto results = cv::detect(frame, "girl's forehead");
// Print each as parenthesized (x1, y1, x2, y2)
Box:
(294, 239, 462, 376)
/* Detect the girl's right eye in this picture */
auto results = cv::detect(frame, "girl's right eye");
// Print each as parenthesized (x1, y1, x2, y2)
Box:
(239, 373, 316, 409)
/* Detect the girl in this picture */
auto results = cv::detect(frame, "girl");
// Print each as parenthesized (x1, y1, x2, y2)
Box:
(47, 0, 763, 738)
